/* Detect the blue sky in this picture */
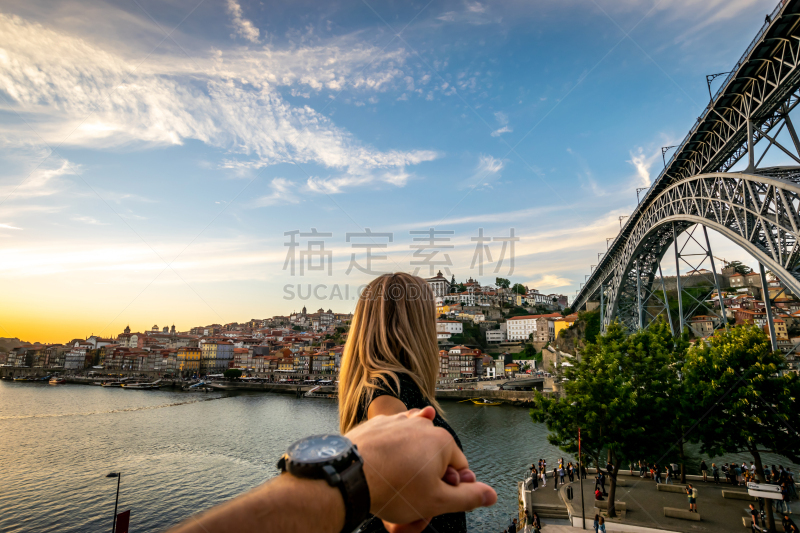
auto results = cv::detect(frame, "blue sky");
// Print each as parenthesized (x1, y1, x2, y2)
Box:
(0, 0, 788, 341)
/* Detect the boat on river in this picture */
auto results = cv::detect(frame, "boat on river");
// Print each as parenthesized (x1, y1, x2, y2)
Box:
(12, 376, 33, 382)
(122, 382, 160, 390)
(48, 377, 66, 385)
(467, 398, 502, 406)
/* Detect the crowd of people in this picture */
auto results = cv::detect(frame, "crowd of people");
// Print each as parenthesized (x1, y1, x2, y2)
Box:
(525, 457, 587, 492)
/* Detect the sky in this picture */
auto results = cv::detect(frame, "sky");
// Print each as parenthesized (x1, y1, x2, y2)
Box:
(0, 0, 793, 343)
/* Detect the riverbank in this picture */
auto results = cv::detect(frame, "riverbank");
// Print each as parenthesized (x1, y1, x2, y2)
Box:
(1, 368, 549, 403)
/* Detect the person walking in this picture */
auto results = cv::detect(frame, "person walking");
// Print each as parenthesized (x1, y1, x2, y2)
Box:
(598, 516, 607, 533)
(581, 463, 587, 480)
(654, 463, 662, 484)
(593, 514, 600, 533)
(559, 465, 566, 486)
(700, 460, 708, 482)
(665, 464, 672, 485)
(749, 504, 760, 530)
(541, 466, 547, 488)
(553, 467, 559, 490)
(568, 462, 575, 483)
(686, 484, 698, 513)
(639, 459, 646, 478)
(712, 463, 720, 484)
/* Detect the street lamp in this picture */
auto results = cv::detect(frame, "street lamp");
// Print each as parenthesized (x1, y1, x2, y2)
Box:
(106, 472, 121, 533)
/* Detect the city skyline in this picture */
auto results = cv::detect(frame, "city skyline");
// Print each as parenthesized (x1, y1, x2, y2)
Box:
(0, 0, 787, 343)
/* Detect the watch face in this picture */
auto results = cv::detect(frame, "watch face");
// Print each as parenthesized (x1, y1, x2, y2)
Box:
(287, 434, 351, 464)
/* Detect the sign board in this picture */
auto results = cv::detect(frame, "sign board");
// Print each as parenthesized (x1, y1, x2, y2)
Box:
(747, 482, 781, 492)
(748, 489, 783, 500)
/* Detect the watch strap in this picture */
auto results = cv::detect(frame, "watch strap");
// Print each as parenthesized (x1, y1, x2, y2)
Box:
(337, 447, 371, 533)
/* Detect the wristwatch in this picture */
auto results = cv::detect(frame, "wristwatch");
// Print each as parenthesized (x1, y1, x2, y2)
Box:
(277, 434, 371, 533)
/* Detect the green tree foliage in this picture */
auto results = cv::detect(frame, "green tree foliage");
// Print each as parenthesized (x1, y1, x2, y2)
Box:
(530, 321, 680, 517)
(512, 283, 527, 295)
(727, 260, 752, 275)
(505, 306, 531, 318)
(449, 322, 487, 349)
(562, 307, 572, 316)
(682, 325, 800, 531)
(577, 309, 600, 343)
(223, 369, 243, 380)
(495, 277, 511, 289)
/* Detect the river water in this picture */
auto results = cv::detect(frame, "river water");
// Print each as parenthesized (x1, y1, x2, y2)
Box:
(0, 381, 566, 532)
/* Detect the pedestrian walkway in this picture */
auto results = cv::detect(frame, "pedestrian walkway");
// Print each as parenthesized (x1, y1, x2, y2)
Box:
(523, 470, 797, 533)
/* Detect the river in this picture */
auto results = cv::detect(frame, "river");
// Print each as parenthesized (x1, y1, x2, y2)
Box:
(0, 381, 565, 532)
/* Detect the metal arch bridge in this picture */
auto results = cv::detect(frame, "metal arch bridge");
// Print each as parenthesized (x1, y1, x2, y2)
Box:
(572, 0, 800, 348)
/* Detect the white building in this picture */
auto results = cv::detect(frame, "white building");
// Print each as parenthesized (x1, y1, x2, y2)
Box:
(506, 315, 538, 341)
(426, 271, 451, 304)
(436, 320, 463, 335)
(486, 329, 507, 343)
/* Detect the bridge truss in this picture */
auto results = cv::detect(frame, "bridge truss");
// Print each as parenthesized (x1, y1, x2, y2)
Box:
(573, 0, 800, 350)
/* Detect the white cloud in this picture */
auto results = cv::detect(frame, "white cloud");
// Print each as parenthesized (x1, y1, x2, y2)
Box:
(252, 178, 299, 207)
(490, 125, 512, 137)
(525, 274, 572, 290)
(0, 13, 434, 194)
(0, 223, 22, 230)
(461, 154, 504, 189)
(71, 216, 108, 225)
(627, 147, 659, 187)
(226, 0, 261, 43)
(0, 156, 80, 200)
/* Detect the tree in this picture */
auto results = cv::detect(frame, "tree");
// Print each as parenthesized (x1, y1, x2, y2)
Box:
(512, 283, 526, 295)
(530, 321, 680, 518)
(562, 307, 572, 316)
(224, 369, 243, 380)
(292, 325, 302, 331)
(682, 325, 800, 532)
(496, 277, 510, 289)
(727, 260, 752, 275)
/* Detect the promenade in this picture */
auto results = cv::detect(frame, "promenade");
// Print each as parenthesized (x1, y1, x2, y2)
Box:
(523, 470, 798, 533)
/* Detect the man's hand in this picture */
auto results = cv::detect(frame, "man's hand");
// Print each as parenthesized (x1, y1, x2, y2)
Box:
(346, 406, 496, 526)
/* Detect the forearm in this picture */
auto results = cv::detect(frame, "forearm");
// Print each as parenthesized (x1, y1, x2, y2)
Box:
(167, 474, 344, 533)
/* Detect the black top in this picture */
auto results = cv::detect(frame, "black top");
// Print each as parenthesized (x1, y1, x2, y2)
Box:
(356, 372, 466, 533)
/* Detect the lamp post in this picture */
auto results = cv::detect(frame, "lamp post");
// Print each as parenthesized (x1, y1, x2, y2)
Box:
(106, 472, 121, 533)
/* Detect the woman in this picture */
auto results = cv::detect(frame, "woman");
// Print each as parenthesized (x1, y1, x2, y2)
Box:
(553, 467, 559, 490)
(568, 462, 575, 482)
(700, 460, 708, 482)
(593, 514, 600, 533)
(531, 466, 539, 491)
(338, 273, 467, 533)
(598, 516, 606, 533)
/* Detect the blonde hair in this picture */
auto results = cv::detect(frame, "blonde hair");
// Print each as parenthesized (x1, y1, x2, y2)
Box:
(338, 272, 443, 433)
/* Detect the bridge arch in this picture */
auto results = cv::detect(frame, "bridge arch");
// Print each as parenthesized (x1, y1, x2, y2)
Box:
(600, 170, 800, 332)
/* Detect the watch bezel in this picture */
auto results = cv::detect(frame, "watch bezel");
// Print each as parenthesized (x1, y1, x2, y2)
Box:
(279, 434, 355, 480)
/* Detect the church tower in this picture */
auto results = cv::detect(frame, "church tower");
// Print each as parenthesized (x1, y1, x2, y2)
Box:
(124, 325, 131, 334)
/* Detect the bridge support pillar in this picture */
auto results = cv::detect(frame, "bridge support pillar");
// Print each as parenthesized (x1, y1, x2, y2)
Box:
(702, 225, 728, 328)
(746, 117, 755, 173)
(636, 259, 643, 330)
(672, 222, 684, 335)
(658, 264, 675, 337)
(759, 263, 778, 352)
(600, 283, 605, 335)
